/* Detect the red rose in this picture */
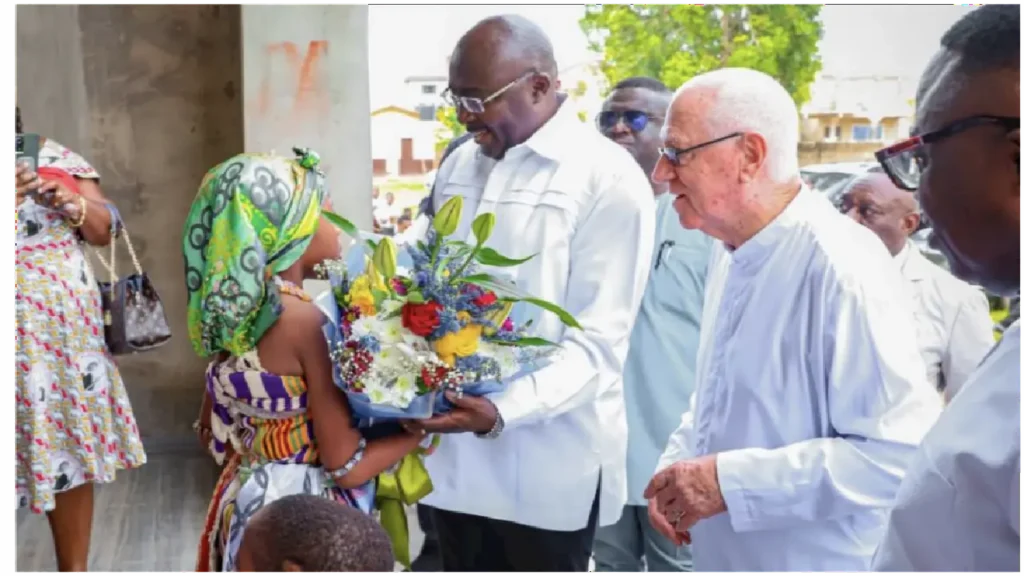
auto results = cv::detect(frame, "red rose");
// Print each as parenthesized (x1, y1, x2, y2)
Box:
(402, 301, 443, 337)
(474, 291, 498, 308)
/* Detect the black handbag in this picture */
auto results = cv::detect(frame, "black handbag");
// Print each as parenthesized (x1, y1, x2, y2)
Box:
(92, 205, 172, 355)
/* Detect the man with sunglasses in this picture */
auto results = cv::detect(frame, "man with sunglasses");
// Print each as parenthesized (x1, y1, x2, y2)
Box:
(598, 77, 673, 195)
(839, 173, 994, 403)
(592, 77, 711, 573)
(644, 68, 940, 571)
(872, 5, 1020, 571)
(403, 15, 656, 572)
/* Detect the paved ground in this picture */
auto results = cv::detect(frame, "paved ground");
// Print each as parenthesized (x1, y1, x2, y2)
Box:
(16, 451, 595, 572)
(16, 452, 425, 572)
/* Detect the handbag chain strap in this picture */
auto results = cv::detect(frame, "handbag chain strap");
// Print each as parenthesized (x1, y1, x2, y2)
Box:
(91, 220, 143, 280)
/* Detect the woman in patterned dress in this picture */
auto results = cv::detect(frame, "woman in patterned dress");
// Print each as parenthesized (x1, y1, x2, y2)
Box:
(184, 149, 425, 571)
(15, 107, 147, 570)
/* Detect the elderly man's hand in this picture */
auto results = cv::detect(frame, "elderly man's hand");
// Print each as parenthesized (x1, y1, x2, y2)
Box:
(647, 498, 693, 546)
(644, 454, 726, 540)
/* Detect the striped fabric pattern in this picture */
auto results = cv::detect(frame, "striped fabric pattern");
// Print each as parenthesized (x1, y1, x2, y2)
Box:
(205, 350, 318, 466)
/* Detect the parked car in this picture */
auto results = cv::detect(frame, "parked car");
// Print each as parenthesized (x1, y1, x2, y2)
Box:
(801, 162, 879, 195)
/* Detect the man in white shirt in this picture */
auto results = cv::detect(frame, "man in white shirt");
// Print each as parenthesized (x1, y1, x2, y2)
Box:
(871, 5, 1020, 570)
(840, 173, 994, 401)
(643, 68, 942, 571)
(404, 15, 656, 571)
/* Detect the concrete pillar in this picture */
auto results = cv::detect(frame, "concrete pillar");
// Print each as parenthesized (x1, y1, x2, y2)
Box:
(241, 5, 374, 231)
(18, 5, 246, 449)
(16, 4, 375, 448)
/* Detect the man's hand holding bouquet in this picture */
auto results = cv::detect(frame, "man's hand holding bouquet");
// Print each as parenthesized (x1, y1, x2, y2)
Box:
(315, 196, 580, 562)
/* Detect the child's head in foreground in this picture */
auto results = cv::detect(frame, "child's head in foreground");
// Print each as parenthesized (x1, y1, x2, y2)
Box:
(236, 494, 395, 572)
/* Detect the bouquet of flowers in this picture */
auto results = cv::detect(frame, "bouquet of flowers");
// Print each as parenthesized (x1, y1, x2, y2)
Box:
(317, 196, 581, 423)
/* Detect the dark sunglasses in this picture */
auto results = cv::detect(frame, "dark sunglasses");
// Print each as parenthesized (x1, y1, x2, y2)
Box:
(598, 110, 660, 133)
(658, 132, 744, 166)
(875, 115, 1019, 191)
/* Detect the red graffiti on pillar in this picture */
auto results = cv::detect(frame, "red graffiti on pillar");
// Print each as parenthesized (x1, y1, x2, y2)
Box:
(256, 40, 330, 121)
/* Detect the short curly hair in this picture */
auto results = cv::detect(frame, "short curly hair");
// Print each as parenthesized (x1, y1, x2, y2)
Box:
(941, 5, 1020, 74)
(241, 495, 395, 572)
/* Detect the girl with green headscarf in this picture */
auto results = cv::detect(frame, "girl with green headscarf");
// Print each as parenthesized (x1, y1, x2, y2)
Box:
(183, 149, 425, 572)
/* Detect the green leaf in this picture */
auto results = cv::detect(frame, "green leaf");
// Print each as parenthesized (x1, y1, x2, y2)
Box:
(323, 210, 360, 240)
(492, 336, 561, 348)
(474, 247, 536, 267)
(459, 273, 495, 285)
(460, 274, 583, 330)
(519, 297, 582, 330)
(459, 274, 533, 300)
(406, 290, 425, 304)
(371, 289, 390, 307)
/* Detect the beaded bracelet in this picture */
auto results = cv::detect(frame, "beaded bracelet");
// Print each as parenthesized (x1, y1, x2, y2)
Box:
(326, 437, 367, 482)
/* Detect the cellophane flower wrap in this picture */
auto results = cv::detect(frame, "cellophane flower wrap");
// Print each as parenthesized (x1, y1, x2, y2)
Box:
(317, 196, 581, 424)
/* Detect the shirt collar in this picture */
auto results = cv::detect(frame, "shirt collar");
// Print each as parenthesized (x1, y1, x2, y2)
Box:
(728, 186, 813, 269)
(895, 241, 913, 269)
(510, 94, 578, 161)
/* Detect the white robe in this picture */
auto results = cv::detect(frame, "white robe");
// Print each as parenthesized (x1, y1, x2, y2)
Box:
(656, 189, 942, 571)
(872, 321, 1020, 571)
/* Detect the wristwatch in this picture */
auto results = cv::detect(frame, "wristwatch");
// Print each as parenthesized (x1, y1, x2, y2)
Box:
(475, 411, 505, 440)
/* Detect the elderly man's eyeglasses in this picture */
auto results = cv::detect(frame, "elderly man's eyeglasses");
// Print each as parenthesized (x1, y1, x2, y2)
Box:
(598, 110, 661, 133)
(441, 70, 536, 115)
(658, 132, 743, 166)
(875, 115, 1019, 191)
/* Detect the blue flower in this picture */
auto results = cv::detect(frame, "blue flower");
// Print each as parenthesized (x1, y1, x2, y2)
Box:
(432, 308, 462, 338)
(455, 354, 499, 379)
(358, 335, 381, 354)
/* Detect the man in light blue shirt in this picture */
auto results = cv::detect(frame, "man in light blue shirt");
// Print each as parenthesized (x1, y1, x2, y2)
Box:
(592, 77, 712, 572)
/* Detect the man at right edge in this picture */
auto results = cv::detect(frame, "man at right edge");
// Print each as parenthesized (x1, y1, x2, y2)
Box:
(871, 5, 1020, 570)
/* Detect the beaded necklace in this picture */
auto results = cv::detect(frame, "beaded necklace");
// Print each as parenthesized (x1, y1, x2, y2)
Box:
(273, 277, 312, 303)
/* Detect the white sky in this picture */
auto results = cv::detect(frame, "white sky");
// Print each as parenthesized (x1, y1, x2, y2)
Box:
(367, 4, 976, 108)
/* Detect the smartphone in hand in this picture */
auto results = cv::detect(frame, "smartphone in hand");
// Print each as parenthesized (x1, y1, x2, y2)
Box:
(16, 132, 40, 171)
(16, 133, 41, 197)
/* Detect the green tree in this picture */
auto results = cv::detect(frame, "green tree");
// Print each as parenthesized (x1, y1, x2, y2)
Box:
(580, 5, 824, 107)
(434, 106, 466, 155)
(567, 79, 590, 123)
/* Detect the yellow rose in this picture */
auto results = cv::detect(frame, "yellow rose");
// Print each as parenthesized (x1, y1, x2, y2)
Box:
(433, 323, 483, 366)
(349, 291, 376, 316)
(346, 275, 377, 316)
(348, 275, 371, 295)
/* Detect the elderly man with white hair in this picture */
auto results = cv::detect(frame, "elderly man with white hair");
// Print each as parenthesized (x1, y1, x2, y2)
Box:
(643, 68, 943, 571)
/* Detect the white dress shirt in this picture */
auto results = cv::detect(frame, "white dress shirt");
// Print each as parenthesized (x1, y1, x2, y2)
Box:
(656, 189, 942, 571)
(873, 321, 1020, 571)
(421, 101, 657, 530)
(895, 243, 994, 399)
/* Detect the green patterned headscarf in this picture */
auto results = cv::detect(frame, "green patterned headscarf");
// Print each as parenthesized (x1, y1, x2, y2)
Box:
(183, 148, 328, 357)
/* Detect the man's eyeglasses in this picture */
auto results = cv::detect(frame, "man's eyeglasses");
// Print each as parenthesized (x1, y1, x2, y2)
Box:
(597, 110, 661, 133)
(658, 132, 744, 166)
(441, 70, 536, 115)
(875, 115, 1020, 191)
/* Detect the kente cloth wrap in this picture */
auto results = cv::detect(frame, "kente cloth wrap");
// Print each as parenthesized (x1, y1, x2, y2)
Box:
(196, 350, 375, 572)
(182, 150, 327, 358)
